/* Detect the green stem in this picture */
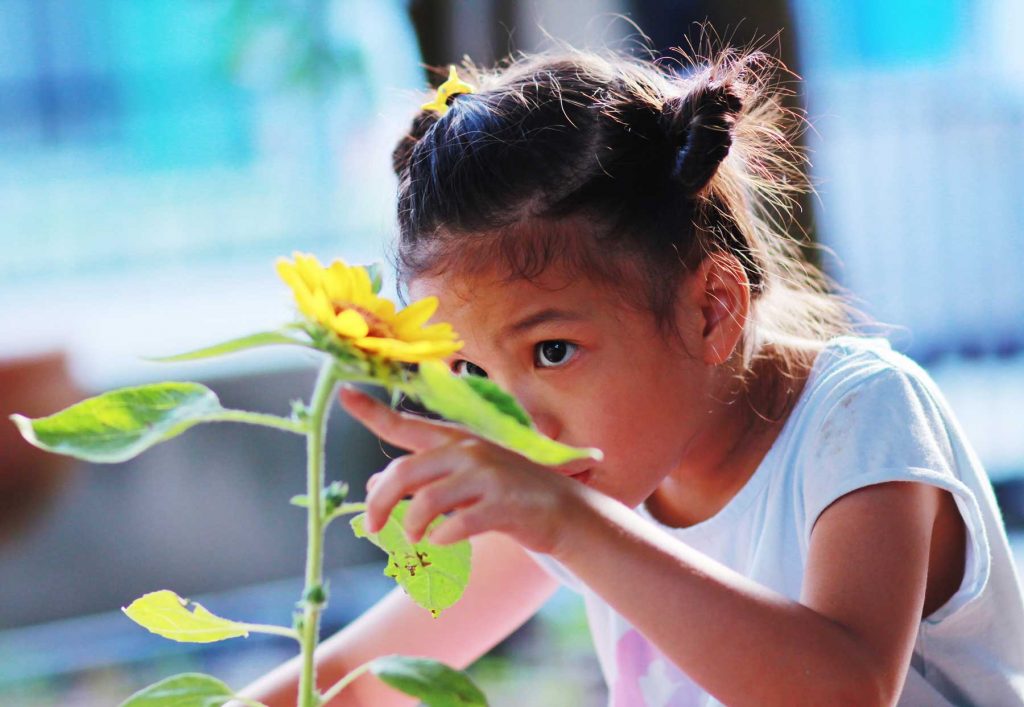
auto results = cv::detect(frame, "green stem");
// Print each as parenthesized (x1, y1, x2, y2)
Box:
(239, 622, 302, 641)
(216, 410, 307, 435)
(323, 502, 367, 528)
(298, 359, 339, 707)
(318, 660, 375, 705)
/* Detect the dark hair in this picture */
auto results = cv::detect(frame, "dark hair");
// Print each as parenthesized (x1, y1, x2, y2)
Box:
(389, 42, 857, 421)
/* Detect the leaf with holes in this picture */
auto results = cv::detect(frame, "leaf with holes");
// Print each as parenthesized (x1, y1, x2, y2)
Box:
(351, 502, 470, 618)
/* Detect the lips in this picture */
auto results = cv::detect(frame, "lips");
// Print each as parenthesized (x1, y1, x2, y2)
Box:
(570, 469, 593, 485)
(554, 459, 591, 475)
(552, 459, 594, 485)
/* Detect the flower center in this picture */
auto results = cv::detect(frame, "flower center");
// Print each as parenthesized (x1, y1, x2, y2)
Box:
(335, 303, 394, 338)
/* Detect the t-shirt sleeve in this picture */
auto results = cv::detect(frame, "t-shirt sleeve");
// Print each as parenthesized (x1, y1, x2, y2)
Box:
(800, 366, 991, 621)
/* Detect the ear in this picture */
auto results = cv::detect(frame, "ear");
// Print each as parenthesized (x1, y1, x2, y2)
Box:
(685, 253, 751, 365)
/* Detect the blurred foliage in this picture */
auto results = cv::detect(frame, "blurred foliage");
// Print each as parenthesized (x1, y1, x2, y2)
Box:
(224, 0, 365, 93)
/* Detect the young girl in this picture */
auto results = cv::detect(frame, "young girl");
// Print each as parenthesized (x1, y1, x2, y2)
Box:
(240, 44, 1024, 706)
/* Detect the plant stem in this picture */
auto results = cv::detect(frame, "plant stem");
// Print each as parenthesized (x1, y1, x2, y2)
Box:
(238, 622, 302, 641)
(298, 359, 338, 707)
(216, 410, 308, 434)
(318, 660, 374, 705)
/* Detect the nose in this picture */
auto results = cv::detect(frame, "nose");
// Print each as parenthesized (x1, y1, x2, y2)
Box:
(528, 409, 561, 441)
(494, 376, 562, 442)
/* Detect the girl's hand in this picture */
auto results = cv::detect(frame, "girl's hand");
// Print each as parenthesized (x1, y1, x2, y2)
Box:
(339, 386, 595, 557)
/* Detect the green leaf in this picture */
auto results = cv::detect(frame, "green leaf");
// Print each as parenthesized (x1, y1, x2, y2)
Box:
(410, 360, 602, 466)
(370, 655, 488, 707)
(351, 502, 470, 618)
(122, 590, 249, 643)
(146, 330, 309, 362)
(119, 672, 249, 707)
(366, 262, 385, 294)
(464, 376, 531, 427)
(10, 383, 229, 463)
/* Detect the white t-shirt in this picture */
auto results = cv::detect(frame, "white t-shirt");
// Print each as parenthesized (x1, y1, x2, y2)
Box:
(530, 335, 1024, 706)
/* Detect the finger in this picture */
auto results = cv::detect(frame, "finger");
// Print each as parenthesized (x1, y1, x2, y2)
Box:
(340, 386, 465, 453)
(365, 443, 474, 532)
(427, 507, 490, 546)
(403, 472, 485, 543)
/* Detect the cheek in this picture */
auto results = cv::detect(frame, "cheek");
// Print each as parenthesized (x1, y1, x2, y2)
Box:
(583, 376, 696, 462)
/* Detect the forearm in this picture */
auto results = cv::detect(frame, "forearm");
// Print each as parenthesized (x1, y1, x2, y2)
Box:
(231, 624, 416, 707)
(555, 494, 889, 707)
(234, 635, 413, 704)
(234, 533, 557, 707)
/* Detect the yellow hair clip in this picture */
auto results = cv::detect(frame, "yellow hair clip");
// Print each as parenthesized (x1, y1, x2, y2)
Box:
(420, 65, 476, 116)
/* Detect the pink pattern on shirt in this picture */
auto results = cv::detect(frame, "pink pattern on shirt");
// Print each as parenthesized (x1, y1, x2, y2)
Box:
(612, 628, 701, 706)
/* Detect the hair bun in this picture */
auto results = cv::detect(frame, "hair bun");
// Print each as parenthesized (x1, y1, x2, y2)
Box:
(392, 111, 440, 176)
(660, 84, 742, 196)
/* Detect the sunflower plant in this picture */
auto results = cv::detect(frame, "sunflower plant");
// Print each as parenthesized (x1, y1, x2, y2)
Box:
(10, 253, 601, 707)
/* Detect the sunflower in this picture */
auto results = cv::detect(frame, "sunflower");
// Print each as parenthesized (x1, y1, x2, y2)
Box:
(276, 252, 462, 363)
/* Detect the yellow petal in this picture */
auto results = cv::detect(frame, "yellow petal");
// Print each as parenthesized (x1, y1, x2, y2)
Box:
(324, 262, 353, 303)
(355, 337, 404, 358)
(311, 287, 334, 325)
(294, 253, 325, 292)
(404, 322, 456, 342)
(357, 336, 462, 363)
(276, 260, 305, 295)
(332, 309, 370, 339)
(394, 297, 439, 334)
(293, 286, 320, 322)
(277, 260, 323, 321)
(349, 266, 374, 300)
(370, 298, 396, 321)
(275, 257, 297, 283)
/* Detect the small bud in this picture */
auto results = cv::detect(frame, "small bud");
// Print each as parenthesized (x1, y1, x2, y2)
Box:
(290, 399, 310, 422)
(304, 584, 328, 606)
(323, 481, 349, 511)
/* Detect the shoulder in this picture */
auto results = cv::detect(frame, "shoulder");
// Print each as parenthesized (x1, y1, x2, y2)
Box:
(788, 336, 969, 530)
(796, 335, 953, 452)
(794, 337, 1006, 629)
(799, 335, 939, 415)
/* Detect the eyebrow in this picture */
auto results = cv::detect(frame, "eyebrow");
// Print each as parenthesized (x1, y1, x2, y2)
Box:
(499, 308, 589, 338)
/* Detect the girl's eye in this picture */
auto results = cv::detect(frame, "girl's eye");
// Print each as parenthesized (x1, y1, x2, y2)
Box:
(453, 360, 488, 378)
(535, 340, 578, 368)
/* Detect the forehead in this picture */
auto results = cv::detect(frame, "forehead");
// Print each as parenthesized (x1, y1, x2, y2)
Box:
(407, 263, 632, 327)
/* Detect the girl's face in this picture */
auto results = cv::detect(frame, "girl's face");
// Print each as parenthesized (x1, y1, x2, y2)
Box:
(407, 262, 729, 510)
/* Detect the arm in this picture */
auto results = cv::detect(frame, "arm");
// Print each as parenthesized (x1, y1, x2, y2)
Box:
(339, 386, 948, 707)
(557, 480, 942, 707)
(233, 531, 558, 707)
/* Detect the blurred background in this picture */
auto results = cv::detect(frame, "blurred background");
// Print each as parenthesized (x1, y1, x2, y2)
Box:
(1, 0, 1021, 705)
